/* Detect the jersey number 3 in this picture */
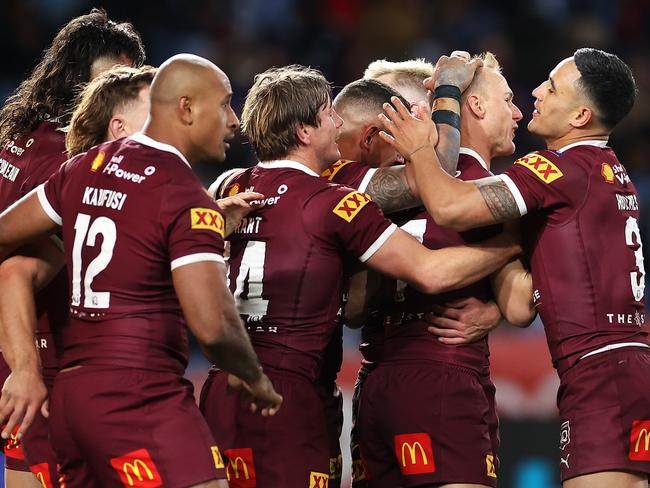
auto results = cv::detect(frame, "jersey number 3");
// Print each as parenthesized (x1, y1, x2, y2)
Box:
(71, 213, 116, 308)
(625, 216, 645, 302)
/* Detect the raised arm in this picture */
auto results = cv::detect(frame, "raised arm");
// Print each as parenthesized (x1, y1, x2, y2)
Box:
(365, 228, 521, 295)
(172, 261, 282, 415)
(379, 97, 522, 231)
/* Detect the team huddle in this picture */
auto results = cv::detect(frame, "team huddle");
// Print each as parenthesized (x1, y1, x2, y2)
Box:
(0, 8, 647, 488)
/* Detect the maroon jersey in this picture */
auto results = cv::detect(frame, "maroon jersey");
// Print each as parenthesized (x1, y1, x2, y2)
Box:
(0, 121, 69, 381)
(38, 132, 225, 374)
(375, 150, 501, 372)
(499, 140, 648, 374)
(323, 160, 382, 364)
(222, 160, 396, 381)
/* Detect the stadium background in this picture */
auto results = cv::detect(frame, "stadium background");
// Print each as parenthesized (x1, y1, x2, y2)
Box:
(1, 1, 648, 487)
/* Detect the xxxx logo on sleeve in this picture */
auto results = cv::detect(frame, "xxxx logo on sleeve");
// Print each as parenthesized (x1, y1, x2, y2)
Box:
(393, 433, 435, 476)
(109, 448, 163, 487)
(309, 471, 329, 487)
(190, 208, 224, 237)
(322, 159, 352, 181)
(514, 153, 563, 184)
(332, 191, 372, 223)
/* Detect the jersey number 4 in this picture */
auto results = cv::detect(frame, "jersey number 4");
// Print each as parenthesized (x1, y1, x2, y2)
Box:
(71, 213, 116, 308)
(231, 240, 270, 319)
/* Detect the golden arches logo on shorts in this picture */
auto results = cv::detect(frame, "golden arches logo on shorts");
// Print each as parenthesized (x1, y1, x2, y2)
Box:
(31, 463, 53, 488)
(332, 191, 372, 222)
(486, 454, 497, 478)
(601, 163, 615, 184)
(321, 159, 352, 181)
(309, 471, 329, 487)
(211, 445, 225, 469)
(629, 420, 650, 461)
(514, 153, 563, 184)
(393, 433, 436, 476)
(190, 207, 224, 237)
(109, 448, 162, 487)
(224, 448, 256, 487)
(90, 151, 106, 172)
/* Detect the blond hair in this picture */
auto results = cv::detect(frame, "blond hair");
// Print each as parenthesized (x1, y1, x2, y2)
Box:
(364, 58, 434, 106)
(463, 52, 502, 100)
(242, 65, 331, 161)
(66, 65, 156, 157)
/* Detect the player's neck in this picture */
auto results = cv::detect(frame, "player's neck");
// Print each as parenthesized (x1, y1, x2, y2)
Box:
(544, 130, 609, 151)
(141, 123, 193, 165)
(284, 148, 329, 174)
(460, 133, 491, 170)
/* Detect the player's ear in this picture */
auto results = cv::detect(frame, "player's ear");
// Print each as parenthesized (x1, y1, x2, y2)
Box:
(107, 116, 125, 140)
(296, 123, 311, 145)
(466, 94, 485, 119)
(361, 125, 379, 151)
(571, 105, 593, 129)
(178, 96, 193, 125)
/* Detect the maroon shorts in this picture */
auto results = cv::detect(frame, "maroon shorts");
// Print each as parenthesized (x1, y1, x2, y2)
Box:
(49, 366, 224, 488)
(316, 381, 343, 487)
(351, 363, 376, 488)
(358, 360, 498, 487)
(200, 368, 330, 488)
(557, 347, 650, 482)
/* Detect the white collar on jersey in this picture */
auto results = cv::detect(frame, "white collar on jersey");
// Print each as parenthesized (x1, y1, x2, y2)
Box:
(459, 147, 489, 170)
(556, 139, 608, 154)
(258, 159, 320, 177)
(129, 132, 191, 168)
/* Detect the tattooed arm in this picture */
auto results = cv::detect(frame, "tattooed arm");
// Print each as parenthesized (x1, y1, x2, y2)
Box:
(364, 165, 421, 214)
(377, 97, 523, 230)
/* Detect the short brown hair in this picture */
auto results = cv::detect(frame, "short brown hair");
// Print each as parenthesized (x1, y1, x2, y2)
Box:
(241, 65, 331, 161)
(66, 65, 155, 156)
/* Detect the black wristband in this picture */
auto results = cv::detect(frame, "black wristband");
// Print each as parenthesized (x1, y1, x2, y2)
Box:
(434, 85, 461, 101)
(432, 109, 460, 130)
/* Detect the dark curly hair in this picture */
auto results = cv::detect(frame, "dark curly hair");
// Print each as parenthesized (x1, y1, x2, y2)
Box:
(0, 8, 145, 145)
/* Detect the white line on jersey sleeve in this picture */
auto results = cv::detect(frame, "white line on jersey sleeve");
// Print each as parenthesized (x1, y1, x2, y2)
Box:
(359, 223, 398, 263)
(497, 174, 528, 216)
(35, 184, 62, 225)
(170, 253, 225, 271)
(357, 168, 378, 193)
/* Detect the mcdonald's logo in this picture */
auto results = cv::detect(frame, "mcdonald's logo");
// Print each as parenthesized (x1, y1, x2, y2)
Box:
(30, 463, 53, 488)
(486, 454, 497, 478)
(211, 445, 225, 469)
(224, 448, 256, 488)
(110, 448, 162, 487)
(309, 471, 329, 488)
(629, 420, 650, 461)
(393, 433, 435, 476)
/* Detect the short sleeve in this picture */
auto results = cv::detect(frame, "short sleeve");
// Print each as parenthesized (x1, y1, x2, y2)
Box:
(38, 156, 81, 225)
(306, 186, 396, 263)
(500, 151, 584, 216)
(160, 180, 226, 270)
(322, 160, 376, 192)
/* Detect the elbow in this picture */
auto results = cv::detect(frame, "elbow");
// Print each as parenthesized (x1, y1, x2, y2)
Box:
(412, 271, 455, 295)
(503, 307, 537, 328)
(431, 206, 468, 232)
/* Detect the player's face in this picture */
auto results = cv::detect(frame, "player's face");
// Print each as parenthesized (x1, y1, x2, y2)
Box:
(366, 127, 405, 167)
(195, 71, 239, 162)
(482, 70, 522, 158)
(528, 57, 582, 140)
(312, 100, 343, 166)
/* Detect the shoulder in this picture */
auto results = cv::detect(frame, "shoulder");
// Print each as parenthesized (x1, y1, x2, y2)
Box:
(306, 183, 374, 223)
(209, 167, 249, 198)
(509, 150, 569, 184)
(322, 159, 371, 186)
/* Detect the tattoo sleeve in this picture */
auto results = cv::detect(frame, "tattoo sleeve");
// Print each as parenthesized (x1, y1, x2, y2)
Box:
(474, 176, 522, 222)
(365, 166, 421, 214)
(434, 124, 460, 176)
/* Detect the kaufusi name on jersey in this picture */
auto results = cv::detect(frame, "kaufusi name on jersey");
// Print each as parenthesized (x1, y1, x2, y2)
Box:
(82, 186, 127, 210)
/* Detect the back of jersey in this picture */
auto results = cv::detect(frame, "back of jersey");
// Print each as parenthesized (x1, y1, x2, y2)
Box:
(224, 160, 393, 380)
(40, 132, 225, 372)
